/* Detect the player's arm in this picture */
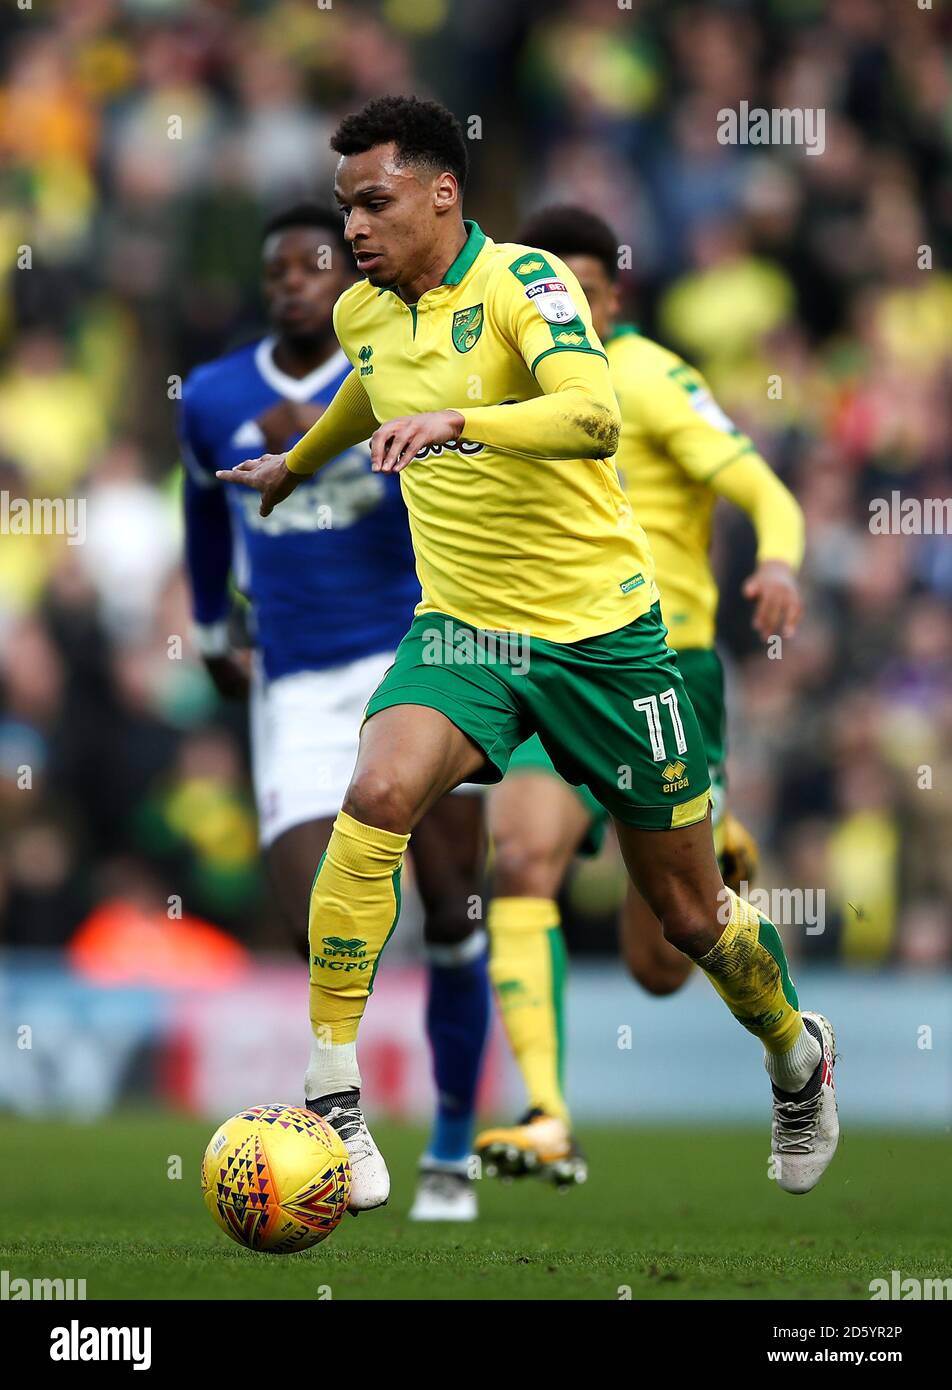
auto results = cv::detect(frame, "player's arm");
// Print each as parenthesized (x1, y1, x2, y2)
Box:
(217, 369, 379, 515)
(180, 393, 248, 700)
(370, 257, 620, 472)
(707, 452, 804, 641)
(633, 364, 804, 641)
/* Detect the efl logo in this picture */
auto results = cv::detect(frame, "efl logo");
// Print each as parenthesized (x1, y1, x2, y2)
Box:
(524, 279, 577, 325)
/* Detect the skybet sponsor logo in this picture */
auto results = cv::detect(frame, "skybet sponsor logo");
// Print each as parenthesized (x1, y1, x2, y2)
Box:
(422, 621, 531, 677)
(524, 278, 578, 325)
(869, 492, 952, 535)
(717, 101, 826, 156)
(50, 1320, 152, 1370)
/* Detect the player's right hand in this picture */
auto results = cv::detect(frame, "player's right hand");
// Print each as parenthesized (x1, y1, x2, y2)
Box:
(216, 453, 301, 517)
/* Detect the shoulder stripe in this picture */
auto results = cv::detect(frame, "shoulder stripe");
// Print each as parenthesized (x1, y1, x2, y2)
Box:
(700, 442, 757, 483)
(508, 252, 558, 284)
(509, 249, 596, 355)
(530, 344, 609, 376)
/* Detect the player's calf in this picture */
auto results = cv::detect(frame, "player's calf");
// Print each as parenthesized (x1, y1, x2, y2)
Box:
(619, 883, 694, 996)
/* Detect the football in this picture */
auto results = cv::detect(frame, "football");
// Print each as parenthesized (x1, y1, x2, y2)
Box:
(201, 1104, 351, 1254)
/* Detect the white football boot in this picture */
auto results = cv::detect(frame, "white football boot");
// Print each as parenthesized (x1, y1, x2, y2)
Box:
(770, 1012, 839, 1195)
(307, 1091, 390, 1213)
(409, 1157, 478, 1222)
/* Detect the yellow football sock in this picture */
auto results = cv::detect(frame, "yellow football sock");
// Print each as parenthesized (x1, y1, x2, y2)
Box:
(697, 888, 802, 1055)
(488, 896, 568, 1122)
(308, 811, 409, 1049)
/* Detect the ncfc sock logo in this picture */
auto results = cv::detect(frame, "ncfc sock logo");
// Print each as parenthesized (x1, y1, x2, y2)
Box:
(313, 937, 371, 971)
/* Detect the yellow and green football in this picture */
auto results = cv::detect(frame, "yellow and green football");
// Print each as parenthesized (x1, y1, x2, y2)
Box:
(201, 1104, 351, 1254)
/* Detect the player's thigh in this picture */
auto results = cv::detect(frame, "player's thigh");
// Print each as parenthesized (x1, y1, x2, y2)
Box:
(352, 612, 525, 832)
(489, 771, 593, 900)
(613, 813, 724, 958)
(264, 817, 336, 959)
(345, 704, 488, 831)
(618, 879, 694, 995)
(531, 603, 713, 836)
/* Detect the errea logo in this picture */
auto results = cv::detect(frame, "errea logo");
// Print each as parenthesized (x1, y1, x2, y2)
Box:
(662, 760, 689, 792)
(358, 345, 374, 376)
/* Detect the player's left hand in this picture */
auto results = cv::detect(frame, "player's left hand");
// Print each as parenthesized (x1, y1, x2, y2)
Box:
(371, 410, 465, 473)
(742, 560, 802, 642)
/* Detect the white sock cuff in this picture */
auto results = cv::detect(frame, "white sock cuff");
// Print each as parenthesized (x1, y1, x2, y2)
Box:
(424, 928, 488, 968)
(764, 1020, 822, 1092)
(304, 1039, 360, 1100)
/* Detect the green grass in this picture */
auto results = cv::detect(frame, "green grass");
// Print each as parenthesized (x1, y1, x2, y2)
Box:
(1, 1115, 949, 1300)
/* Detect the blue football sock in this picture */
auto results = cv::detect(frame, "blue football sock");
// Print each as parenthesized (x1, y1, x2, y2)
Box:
(424, 930, 490, 1164)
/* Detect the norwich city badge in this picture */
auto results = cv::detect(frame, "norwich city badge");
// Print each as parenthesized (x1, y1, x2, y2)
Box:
(451, 303, 483, 353)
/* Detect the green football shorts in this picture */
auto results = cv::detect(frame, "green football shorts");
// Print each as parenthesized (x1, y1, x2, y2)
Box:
(505, 645, 727, 855)
(364, 601, 712, 832)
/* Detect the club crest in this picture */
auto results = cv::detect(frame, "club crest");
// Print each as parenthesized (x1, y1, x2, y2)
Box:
(452, 303, 484, 353)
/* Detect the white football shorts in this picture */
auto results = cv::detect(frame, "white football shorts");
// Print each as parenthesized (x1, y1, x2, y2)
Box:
(250, 651, 483, 848)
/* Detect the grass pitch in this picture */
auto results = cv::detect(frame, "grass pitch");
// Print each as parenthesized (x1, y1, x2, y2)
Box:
(1, 1115, 949, 1301)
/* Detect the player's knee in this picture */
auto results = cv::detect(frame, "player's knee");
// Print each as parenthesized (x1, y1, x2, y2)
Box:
(493, 834, 563, 900)
(659, 905, 718, 958)
(342, 769, 413, 833)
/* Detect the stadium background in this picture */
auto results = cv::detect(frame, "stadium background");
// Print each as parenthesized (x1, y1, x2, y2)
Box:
(1, 0, 950, 1136)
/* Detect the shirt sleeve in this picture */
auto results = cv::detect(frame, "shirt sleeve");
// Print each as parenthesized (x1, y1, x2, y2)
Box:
(707, 450, 805, 570)
(622, 357, 755, 484)
(625, 356, 804, 569)
(491, 250, 608, 377)
(455, 253, 619, 460)
(179, 389, 233, 634)
(285, 368, 379, 476)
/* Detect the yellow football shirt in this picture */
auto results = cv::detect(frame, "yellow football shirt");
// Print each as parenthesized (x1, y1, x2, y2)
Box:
(329, 221, 658, 643)
(608, 327, 803, 650)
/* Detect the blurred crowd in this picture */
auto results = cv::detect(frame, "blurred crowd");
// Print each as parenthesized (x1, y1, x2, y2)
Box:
(1, 0, 950, 969)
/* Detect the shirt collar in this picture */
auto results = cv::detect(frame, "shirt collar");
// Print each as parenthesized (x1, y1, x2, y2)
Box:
(377, 220, 487, 297)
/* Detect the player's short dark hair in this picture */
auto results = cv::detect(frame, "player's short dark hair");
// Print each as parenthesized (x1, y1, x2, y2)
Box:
(331, 95, 468, 192)
(261, 201, 347, 253)
(518, 206, 620, 282)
